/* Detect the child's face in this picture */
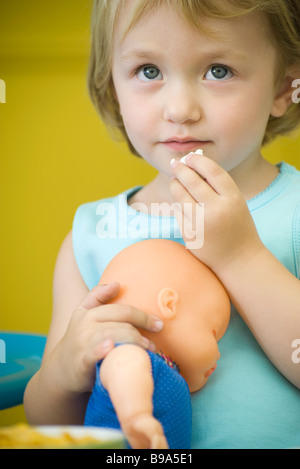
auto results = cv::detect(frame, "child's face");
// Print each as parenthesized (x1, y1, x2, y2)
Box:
(112, 4, 280, 177)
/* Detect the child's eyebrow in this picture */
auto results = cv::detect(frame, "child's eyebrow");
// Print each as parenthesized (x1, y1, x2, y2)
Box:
(120, 49, 160, 64)
(120, 48, 248, 64)
(206, 50, 248, 63)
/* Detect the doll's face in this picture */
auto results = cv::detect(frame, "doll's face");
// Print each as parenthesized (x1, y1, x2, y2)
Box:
(144, 282, 229, 392)
(99, 239, 231, 392)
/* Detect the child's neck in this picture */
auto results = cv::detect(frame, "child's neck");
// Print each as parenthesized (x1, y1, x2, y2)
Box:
(128, 175, 174, 215)
(229, 156, 279, 201)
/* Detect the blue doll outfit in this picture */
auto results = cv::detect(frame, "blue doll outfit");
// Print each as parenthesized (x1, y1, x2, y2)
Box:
(73, 162, 300, 449)
(84, 346, 192, 449)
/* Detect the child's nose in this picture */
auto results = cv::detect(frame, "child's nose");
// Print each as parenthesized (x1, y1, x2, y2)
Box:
(163, 81, 201, 124)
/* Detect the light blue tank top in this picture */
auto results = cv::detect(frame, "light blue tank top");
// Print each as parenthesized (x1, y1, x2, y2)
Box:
(73, 162, 300, 449)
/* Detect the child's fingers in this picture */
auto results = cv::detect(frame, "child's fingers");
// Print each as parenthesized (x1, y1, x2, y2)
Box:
(170, 154, 238, 203)
(86, 328, 156, 367)
(92, 339, 115, 362)
(78, 282, 120, 311)
(77, 282, 163, 332)
(183, 153, 238, 196)
(90, 304, 164, 333)
(170, 162, 217, 208)
(169, 175, 199, 207)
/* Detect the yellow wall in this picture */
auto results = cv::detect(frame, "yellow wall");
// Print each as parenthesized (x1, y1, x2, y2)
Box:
(0, 0, 299, 425)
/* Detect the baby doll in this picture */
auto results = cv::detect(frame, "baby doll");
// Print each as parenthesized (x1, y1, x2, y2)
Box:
(84, 239, 230, 449)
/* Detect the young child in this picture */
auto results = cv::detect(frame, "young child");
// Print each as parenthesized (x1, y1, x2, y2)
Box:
(24, 0, 300, 449)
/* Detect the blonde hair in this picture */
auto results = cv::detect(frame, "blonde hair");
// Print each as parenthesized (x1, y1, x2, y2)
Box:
(88, 0, 300, 156)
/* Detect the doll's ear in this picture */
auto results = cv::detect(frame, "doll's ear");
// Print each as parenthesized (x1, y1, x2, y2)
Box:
(157, 288, 179, 320)
(271, 73, 295, 117)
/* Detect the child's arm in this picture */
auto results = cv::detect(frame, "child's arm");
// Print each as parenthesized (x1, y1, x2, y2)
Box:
(170, 155, 300, 389)
(24, 232, 162, 425)
(100, 344, 168, 449)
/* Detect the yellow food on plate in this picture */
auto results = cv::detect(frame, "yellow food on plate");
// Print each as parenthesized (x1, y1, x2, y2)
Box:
(0, 424, 124, 449)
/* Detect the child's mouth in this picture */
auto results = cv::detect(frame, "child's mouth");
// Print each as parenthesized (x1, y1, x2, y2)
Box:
(162, 139, 209, 153)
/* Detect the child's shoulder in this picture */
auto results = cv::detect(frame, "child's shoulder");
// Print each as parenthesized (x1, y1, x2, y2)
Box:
(279, 162, 300, 195)
(281, 161, 300, 177)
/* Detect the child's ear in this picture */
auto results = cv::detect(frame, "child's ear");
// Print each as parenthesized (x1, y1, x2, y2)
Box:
(157, 288, 179, 320)
(271, 73, 295, 118)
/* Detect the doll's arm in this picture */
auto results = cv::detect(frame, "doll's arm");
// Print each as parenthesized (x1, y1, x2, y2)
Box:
(100, 344, 168, 449)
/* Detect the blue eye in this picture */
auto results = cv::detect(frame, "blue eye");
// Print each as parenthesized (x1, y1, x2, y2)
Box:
(137, 65, 163, 81)
(205, 65, 233, 81)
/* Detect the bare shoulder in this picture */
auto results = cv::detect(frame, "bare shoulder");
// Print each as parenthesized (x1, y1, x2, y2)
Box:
(44, 231, 89, 357)
(53, 231, 88, 308)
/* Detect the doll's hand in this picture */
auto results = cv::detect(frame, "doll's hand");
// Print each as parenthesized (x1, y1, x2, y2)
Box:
(54, 283, 161, 394)
(123, 413, 169, 449)
(170, 154, 264, 274)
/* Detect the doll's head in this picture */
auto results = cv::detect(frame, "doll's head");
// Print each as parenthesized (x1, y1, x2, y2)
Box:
(99, 239, 231, 392)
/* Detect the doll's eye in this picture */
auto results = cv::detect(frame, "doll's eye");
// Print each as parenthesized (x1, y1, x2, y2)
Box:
(205, 65, 233, 81)
(137, 65, 163, 81)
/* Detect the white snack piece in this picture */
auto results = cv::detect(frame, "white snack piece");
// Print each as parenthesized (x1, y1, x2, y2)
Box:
(180, 149, 203, 165)
(170, 149, 203, 167)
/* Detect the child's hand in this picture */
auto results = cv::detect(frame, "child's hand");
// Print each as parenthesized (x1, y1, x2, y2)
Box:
(123, 413, 169, 449)
(170, 154, 264, 273)
(54, 283, 161, 394)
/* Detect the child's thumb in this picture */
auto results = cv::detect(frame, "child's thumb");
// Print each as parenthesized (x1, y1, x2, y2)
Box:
(79, 282, 120, 311)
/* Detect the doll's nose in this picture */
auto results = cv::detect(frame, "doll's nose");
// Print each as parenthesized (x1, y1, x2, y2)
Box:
(205, 363, 217, 378)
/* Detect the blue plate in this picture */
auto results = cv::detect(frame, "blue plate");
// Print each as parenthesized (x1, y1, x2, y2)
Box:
(0, 332, 46, 410)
